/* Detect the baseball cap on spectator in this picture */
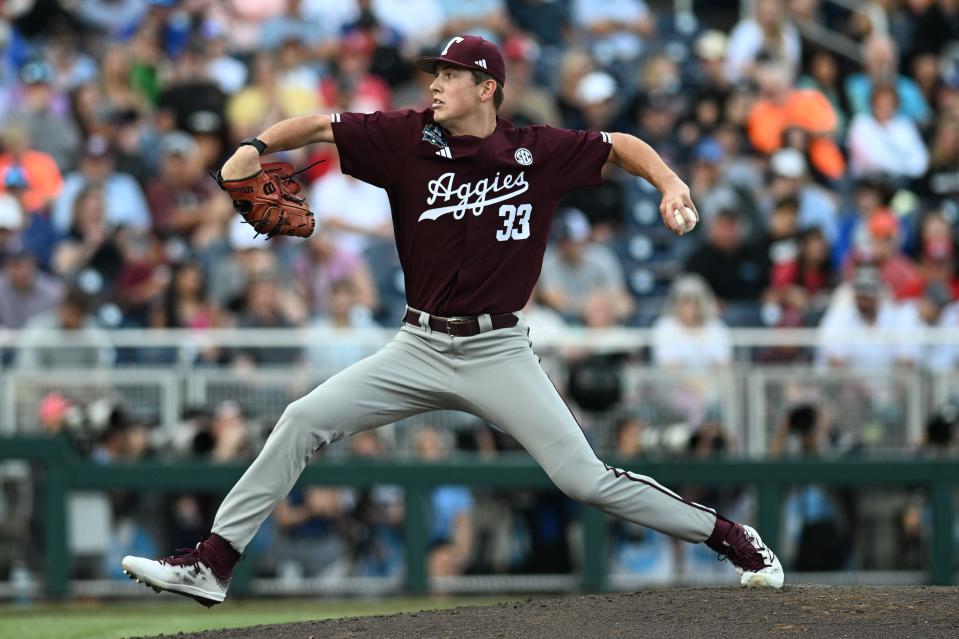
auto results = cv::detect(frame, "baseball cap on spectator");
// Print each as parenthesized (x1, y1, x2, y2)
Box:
(415, 35, 507, 86)
(576, 71, 617, 105)
(694, 30, 728, 62)
(20, 60, 53, 85)
(867, 208, 899, 239)
(852, 267, 882, 296)
(0, 193, 24, 231)
(3, 165, 29, 190)
(693, 138, 725, 164)
(503, 35, 539, 62)
(770, 148, 807, 179)
(83, 135, 112, 159)
(186, 110, 223, 136)
(341, 30, 375, 56)
(159, 131, 198, 159)
(554, 207, 591, 243)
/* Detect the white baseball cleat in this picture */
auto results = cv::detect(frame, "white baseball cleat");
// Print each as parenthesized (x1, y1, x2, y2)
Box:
(718, 523, 785, 589)
(122, 546, 228, 607)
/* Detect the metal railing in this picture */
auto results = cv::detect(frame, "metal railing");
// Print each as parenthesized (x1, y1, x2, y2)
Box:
(1, 437, 957, 598)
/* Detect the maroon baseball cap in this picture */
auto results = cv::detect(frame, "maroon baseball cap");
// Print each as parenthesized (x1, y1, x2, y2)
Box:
(415, 35, 506, 86)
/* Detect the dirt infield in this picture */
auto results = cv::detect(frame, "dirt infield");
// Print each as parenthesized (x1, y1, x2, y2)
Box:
(136, 586, 959, 639)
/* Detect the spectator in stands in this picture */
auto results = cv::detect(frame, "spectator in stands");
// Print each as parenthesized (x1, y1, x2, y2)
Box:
(797, 48, 849, 135)
(764, 148, 840, 246)
(571, 0, 654, 66)
(843, 207, 925, 301)
(16, 287, 114, 368)
(0, 193, 24, 252)
(324, 31, 392, 114)
(52, 186, 125, 295)
(845, 34, 931, 126)
(307, 280, 380, 370)
(154, 260, 216, 330)
(53, 135, 151, 233)
(684, 208, 768, 314)
(499, 35, 562, 127)
(155, 43, 229, 169)
(572, 71, 623, 133)
(0, 120, 63, 214)
(914, 211, 959, 298)
(747, 62, 845, 181)
(415, 426, 475, 579)
(923, 114, 959, 217)
(371, 0, 445, 55)
(309, 168, 393, 256)
(725, 0, 801, 83)
(0, 241, 64, 329)
(232, 274, 304, 367)
(14, 60, 81, 172)
(439, 0, 512, 43)
(651, 275, 732, 369)
(146, 131, 230, 242)
(847, 84, 929, 180)
(275, 482, 353, 579)
(832, 175, 895, 267)
(295, 230, 378, 320)
(901, 281, 959, 372)
(539, 208, 633, 324)
(767, 226, 836, 323)
(816, 267, 915, 370)
(688, 30, 732, 139)
(688, 138, 759, 226)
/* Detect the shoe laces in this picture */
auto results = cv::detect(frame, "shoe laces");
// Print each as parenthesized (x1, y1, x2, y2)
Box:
(716, 526, 768, 572)
(159, 546, 204, 573)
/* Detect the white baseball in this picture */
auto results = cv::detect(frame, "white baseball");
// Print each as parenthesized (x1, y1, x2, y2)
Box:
(683, 206, 698, 231)
(672, 209, 687, 233)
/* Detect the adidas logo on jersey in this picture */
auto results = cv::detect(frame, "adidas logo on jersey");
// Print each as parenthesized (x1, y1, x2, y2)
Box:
(435, 147, 452, 159)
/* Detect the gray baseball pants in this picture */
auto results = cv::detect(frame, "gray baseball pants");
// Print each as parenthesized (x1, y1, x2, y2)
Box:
(212, 310, 719, 552)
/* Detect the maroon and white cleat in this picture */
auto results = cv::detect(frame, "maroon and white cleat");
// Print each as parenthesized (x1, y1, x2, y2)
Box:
(122, 545, 228, 607)
(716, 524, 785, 589)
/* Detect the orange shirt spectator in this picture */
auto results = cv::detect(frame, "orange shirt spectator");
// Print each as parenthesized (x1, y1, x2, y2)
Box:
(0, 152, 63, 213)
(748, 63, 845, 180)
(0, 123, 64, 213)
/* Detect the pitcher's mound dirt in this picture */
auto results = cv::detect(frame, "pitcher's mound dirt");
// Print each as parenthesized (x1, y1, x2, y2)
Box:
(137, 586, 959, 639)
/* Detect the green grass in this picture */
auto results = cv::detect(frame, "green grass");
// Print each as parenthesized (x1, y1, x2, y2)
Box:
(0, 596, 516, 639)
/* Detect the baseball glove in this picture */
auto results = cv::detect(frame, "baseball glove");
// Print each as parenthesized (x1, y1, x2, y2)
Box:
(214, 162, 316, 239)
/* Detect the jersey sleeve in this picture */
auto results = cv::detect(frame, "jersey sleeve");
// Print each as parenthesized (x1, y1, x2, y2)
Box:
(539, 126, 613, 196)
(329, 110, 418, 188)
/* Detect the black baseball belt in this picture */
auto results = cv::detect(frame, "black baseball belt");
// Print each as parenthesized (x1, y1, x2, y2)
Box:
(403, 309, 519, 337)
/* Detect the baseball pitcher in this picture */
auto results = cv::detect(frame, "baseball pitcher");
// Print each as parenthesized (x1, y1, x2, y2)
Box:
(123, 36, 783, 606)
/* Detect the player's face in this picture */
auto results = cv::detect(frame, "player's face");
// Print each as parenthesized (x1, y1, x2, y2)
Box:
(429, 66, 481, 124)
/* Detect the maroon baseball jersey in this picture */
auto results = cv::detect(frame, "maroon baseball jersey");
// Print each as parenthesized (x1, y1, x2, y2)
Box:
(330, 109, 612, 316)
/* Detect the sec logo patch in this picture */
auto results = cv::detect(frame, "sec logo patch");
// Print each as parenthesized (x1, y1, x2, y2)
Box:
(514, 147, 533, 166)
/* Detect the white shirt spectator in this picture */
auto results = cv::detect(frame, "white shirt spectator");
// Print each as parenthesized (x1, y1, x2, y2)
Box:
(816, 288, 915, 370)
(725, 17, 801, 83)
(53, 172, 151, 233)
(651, 316, 733, 369)
(847, 112, 929, 178)
(310, 172, 392, 254)
(897, 300, 959, 372)
(374, 0, 445, 51)
(439, 0, 507, 43)
(572, 0, 651, 63)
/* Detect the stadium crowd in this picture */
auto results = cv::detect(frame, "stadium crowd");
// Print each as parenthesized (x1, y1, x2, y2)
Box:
(2, 0, 959, 586)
